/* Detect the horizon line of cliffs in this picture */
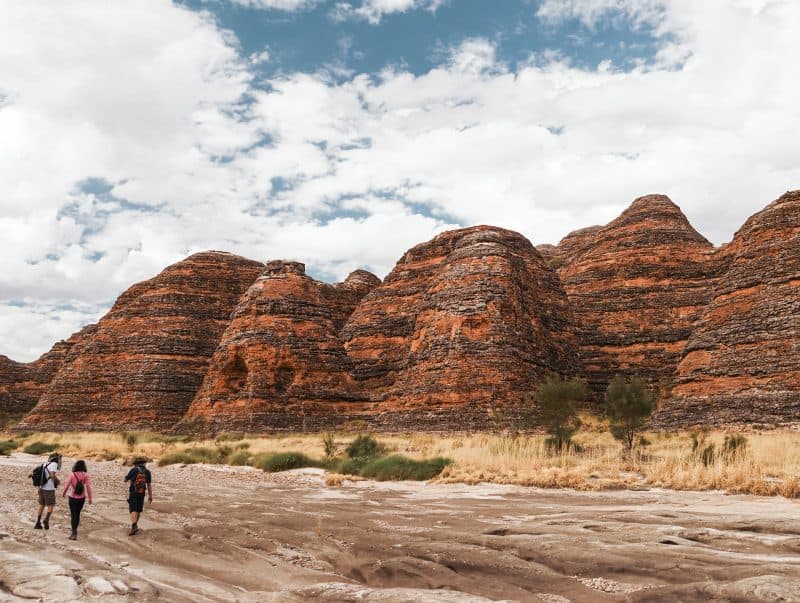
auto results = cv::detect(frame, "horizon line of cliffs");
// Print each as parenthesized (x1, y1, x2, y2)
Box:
(2, 190, 799, 433)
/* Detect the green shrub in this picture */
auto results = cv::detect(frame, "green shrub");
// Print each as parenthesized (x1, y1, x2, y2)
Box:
(250, 452, 320, 472)
(721, 433, 748, 461)
(605, 376, 656, 451)
(226, 450, 252, 466)
(23, 441, 58, 455)
(345, 434, 385, 459)
(358, 455, 451, 481)
(322, 432, 337, 458)
(215, 432, 246, 442)
(531, 376, 586, 449)
(158, 447, 221, 466)
(0, 439, 18, 456)
(336, 456, 371, 475)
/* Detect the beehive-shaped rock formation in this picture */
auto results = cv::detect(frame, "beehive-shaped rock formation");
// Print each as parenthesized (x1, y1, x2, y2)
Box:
(19, 252, 264, 431)
(182, 262, 380, 431)
(342, 226, 582, 429)
(655, 190, 800, 427)
(558, 195, 720, 398)
(0, 327, 94, 421)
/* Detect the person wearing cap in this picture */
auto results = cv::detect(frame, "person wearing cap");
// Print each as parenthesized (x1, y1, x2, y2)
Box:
(33, 453, 61, 530)
(124, 457, 152, 536)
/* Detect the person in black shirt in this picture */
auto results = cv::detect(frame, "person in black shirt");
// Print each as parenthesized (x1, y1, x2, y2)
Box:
(124, 457, 152, 536)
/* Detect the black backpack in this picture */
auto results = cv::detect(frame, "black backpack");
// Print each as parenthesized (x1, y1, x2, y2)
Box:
(73, 474, 85, 496)
(31, 463, 46, 487)
(133, 467, 148, 495)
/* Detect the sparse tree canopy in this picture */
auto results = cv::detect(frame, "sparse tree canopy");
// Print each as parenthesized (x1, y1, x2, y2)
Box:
(533, 376, 586, 450)
(605, 376, 656, 451)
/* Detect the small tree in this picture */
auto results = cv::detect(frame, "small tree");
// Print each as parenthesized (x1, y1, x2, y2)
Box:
(605, 376, 655, 451)
(533, 376, 586, 450)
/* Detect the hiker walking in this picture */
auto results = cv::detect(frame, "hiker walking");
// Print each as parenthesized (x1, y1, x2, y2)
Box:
(62, 460, 93, 540)
(124, 457, 152, 536)
(29, 452, 61, 530)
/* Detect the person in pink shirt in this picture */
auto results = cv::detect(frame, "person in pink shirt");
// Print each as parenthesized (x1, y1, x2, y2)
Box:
(62, 460, 93, 540)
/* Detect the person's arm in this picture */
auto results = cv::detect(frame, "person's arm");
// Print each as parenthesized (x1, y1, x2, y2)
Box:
(124, 469, 131, 483)
(147, 479, 153, 503)
(86, 475, 93, 504)
(49, 463, 59, 487)
(62, 472, 73, 497)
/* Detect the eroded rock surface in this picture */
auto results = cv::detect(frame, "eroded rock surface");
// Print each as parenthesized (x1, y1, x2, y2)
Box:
(0, 327, 93, 421)
(342, 225, 581, 430)
(18, 252, 264, 432)
(557, 195, 720, 398)
(655, 190, 800, 427)
(183, 262, 380, 432)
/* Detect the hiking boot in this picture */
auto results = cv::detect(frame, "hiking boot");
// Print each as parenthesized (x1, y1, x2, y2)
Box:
(34, 521, 42, 529)
(128, 525, 139, 536)
(69, 531, 77, 540)
(43, 517, 50, 530)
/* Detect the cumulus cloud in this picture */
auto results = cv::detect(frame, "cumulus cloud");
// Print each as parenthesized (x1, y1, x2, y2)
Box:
(2, 0, 799, 360)
(331, 0, 446, 24)
(536, 0, 667, 30)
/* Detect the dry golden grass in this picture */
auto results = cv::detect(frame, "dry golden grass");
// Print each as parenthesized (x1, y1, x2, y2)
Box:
(5, 424, 799, 497)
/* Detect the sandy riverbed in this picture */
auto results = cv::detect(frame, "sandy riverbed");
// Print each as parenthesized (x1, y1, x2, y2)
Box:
(1, 452, 800, 602)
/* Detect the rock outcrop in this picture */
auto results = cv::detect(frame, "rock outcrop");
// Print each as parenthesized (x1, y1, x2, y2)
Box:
(654, 190, 800, 427)
(341, 226, 582, 430)
(558, 195, 720, 398)
(19, 252, 264, 431)
(182, 226, 581, 432)
(182, 262, 380, 432)
(0, 328, 92, 421)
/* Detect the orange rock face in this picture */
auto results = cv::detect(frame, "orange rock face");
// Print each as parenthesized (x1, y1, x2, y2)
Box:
(183, 261, 380, 432)
(341, 226, 582, 430)
(0, 328, 92, 420)
(181, 226, 581, 431)
(557, 195, 720, 398)
(19, 252, 264, 431)
(654, 191, 800, 427)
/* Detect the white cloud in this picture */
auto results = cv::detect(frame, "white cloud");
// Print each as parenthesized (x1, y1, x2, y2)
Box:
(2, 0, 800, 361)
(331, 0, 445, 24)
(536, 0, 667, 30)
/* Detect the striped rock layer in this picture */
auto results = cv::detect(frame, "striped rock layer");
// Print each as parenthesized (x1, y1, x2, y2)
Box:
(654, 191, 800, 428)
(0, 327, 94, 421)
(182, 262, 381, 432)
(340, 226, 582, 430)
(557, 195, 722, 399)
(18, 252, 264, 431)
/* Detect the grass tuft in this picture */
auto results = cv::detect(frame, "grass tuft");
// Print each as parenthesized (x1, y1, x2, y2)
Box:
(357, 455, 451, 481)
(0, 440, 18, 456)
(250, 452, 320, 472)
(22, 441, 58, 455)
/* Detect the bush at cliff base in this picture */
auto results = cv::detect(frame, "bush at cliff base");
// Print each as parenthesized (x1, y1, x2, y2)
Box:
(22, 441, 58, 455)
(0, 439, 18, 455)
(356, 455, 452, 481)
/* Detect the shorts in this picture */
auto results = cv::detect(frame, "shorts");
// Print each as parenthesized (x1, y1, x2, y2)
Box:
(38, 489, 56, 507)
(128, 493, 146, 513)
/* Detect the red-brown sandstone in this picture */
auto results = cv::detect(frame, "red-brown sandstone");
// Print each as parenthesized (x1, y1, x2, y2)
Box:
(557, 195, 721, 399)
(182, 262, 380, 432)
(0, 327, 93, 421)
(18, 252, 264, 431)
(654, 190, 800, 428)
(341, 225, 582, 430)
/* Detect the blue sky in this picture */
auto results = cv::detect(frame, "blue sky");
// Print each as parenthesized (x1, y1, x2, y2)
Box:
(179, 0, 665, 77)
(1, 0, 798, 360)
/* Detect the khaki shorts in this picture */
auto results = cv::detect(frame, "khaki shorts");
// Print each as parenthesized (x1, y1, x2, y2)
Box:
(38, 489, 56, 507)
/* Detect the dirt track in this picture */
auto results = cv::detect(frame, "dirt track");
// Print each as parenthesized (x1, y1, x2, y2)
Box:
(1, 452, 800, 602)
